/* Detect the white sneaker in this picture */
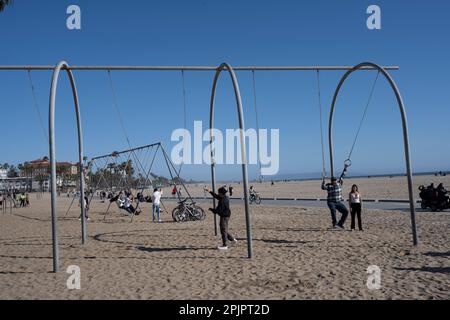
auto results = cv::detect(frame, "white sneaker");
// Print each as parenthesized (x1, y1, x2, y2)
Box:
(218, 246, 228, 251)
(232, 238, 238, 244)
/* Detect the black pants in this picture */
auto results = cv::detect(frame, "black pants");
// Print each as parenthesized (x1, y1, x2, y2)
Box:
(125, 205, 139, 214)
(350, 203, 363, 230)
(219, 216, 235, 246)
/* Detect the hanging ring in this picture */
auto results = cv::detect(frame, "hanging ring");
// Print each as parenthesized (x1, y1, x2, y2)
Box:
(344, 159, 352, 168)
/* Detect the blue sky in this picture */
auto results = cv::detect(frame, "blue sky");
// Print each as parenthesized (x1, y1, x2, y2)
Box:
(0, 0, 449, 181)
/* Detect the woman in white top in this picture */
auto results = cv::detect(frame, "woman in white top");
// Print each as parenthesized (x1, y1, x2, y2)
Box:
(349, 184, 363, 231)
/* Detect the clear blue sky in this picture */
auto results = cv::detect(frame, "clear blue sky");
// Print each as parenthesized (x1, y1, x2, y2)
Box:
(0, 0, 449, 181)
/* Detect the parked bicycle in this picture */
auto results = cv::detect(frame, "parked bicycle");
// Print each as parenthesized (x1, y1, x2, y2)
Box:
(172, 199, 206, 222)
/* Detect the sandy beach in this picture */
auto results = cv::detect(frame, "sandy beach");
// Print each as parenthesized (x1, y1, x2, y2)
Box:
(0, 175, 449, 300)
(186, 175, 450, 200)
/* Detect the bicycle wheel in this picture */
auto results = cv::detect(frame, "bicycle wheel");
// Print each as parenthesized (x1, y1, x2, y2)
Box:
(172, 206, 183, 222)
(178, 207, 191, 222)
(192, 205, 206, 221)
(255, 195, 262, 205)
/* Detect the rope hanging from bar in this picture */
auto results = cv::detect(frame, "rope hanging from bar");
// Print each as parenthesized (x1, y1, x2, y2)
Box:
(338, 70, 381, 180)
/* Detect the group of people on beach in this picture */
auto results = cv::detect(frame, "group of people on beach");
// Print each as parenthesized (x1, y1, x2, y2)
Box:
(80, 188, 164, 223)
(321, 177, 363, 231)
(419, 183, 448, 201)
(0, 192, 30, 208)
(17, 193, 30, 207)
(203, 176, 365, 251)
(110, 188, 164, 222)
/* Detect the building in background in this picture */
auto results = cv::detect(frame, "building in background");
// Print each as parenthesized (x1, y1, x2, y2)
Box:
(18, 157, 79, 192)
(0, 168, 7, 180)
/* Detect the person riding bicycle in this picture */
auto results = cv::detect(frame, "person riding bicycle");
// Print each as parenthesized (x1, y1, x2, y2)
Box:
(205, 186, 237, 251)
(248, 186, 261, 204)
(249, 186, 257, 199)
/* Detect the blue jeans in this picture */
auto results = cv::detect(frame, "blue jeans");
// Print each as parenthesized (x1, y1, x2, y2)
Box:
(327, 201, 349, 227)
(152, 204, 161, 222)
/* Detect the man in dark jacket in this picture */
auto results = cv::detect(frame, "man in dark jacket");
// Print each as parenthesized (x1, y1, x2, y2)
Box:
(205, 186, 237, 250)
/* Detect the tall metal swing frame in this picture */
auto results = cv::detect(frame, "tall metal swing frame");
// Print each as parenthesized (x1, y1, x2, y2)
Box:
(328, 62, 418, 246)
(0, 62, 413, 273)
(86, 142, 194, 221)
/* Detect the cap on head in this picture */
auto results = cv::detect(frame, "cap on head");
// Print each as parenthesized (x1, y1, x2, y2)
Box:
(218, 187, 228, 195)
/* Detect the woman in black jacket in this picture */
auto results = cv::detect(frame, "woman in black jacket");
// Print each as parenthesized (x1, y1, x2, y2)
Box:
(205, 186, 238, 250)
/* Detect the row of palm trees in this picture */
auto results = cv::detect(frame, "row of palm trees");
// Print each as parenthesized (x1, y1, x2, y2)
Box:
(86, 159, 183, 191)
(1, 163, 19, 178)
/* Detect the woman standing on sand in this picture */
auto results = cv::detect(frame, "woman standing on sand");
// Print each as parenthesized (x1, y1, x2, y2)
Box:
(349, 185, 363, 231)
(205, 186, 237, 250)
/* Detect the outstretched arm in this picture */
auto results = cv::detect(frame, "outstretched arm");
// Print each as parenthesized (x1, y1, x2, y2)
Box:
(205, 188, 220, 200)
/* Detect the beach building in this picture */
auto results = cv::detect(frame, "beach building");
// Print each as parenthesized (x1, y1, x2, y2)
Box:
(19, 158, 79, 191)
(0, 168, 7, 179)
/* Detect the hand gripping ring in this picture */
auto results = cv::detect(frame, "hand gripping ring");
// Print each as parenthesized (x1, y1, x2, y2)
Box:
(344, 159, 352, 168)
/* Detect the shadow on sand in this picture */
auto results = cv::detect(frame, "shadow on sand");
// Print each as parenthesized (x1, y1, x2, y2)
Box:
(136, 246, 213, 253)
(394, 266, 450, 274)
(423, 251, 450, 257)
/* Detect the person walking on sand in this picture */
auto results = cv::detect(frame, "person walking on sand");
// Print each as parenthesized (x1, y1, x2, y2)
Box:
(205, 186, 237, 250)
(152, 188, 163, 223)
(321, 177, 349, 229)
(78, 195, 90, 221)
(349, 185, 363, 231)
(19, 193, 25, 207)
(172, 185, 177, 198)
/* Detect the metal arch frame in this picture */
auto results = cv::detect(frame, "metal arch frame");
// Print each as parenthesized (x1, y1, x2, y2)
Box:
(328, 61, 418, 246)
(209, 63, 253, 258)
(49, 61, 87, 273)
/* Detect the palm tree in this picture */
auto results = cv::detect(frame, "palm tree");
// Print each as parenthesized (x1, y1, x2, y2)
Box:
(35, 174, 48, 192)
(0, 0, 13, 12)
(7, 165, 19, 178)
(17, 163, 24, 176)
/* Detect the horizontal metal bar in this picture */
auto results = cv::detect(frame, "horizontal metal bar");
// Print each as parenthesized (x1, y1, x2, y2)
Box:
(0, 65, 400, 71)
(90, 142, 161, 161)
